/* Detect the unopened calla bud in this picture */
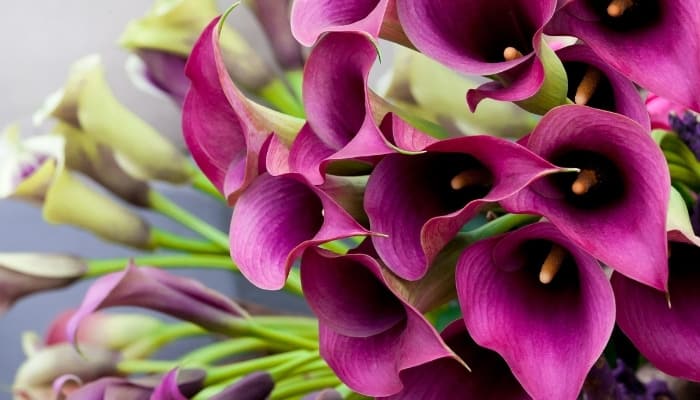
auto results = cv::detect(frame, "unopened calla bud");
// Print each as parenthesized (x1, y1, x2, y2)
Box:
(35, 55, 190, 183)
(13, 344, 119, 399)
(45, 309, 164, 351)
(246, 0, 304, 71)
(42, 168, 152, 249)
(0, 254, 86, 315)
(210, 371, 274, 400)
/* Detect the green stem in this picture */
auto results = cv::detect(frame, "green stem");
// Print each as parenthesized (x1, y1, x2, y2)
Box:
(664, 151, 687, 166)
(268, 351, 320, 380)
(122, 323, 206, 359)
(292, 358, 329, 374)
(258, 78, 305, 118)
(672, 182, 697, 209)
(284, 69, 303, 104)
(205, 350, 307, 384)
(85, 255, 237, 278)
(269, 376, 342, 400)
(460, 213, 540, 243)
(182, 337, 270, 364)
(149, 228, 226, 254)
(244, 322, 318, 350)
(274, 369, 336, 389)
(190, 169, 225, 202)
(147, 190, 230, 250)
(254, 316, 318, 332)
(118, 359, 180, 374)
(670, 164, 700, 189)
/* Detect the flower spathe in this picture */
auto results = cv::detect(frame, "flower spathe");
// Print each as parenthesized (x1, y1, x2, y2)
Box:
(381, 320, 530, 400)
(501, 105, 670, 291)
(456, 222, 615, 399)
(300, 247, 458, 397)
(229, 173, 371, 290)
(183, 18, 303, 202)
(366, 134, 562, 281)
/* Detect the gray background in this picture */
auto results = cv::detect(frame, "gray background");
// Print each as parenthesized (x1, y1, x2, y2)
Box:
(0, 1, 309, 387)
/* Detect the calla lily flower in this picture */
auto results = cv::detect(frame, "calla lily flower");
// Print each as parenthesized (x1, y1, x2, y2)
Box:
(44, 309, 163, 350)
(556, 43, 649, 128)
(121, 0, 275, 105)
(13, 344, 119, 400)
(501, 105, 670, 291)
(397, 0, 569, 114)
(366, 134, 561, 281)
(0, 125, 63, 203)
(647, 93, 689, 130)
(183, 18, 303, 202)
(300, 247, 458, 397)
(290, 0, 391, 46)
(0, 254, 86, 315)
(456, 222, 615, 400)
(611, 205, 700, 382)
(209, 371, 274, 400)
(66, 262, 249, 344)
(289, 32, 396, 185)
(381, 320, 530, 400)
(34, 55, 190, 183)
(229, 173, 371, 290)
(150, 368, 207, 400)
(546, 0, 700, 112)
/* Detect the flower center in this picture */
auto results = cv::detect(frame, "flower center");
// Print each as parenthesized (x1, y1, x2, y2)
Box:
(521, 240, 579, 290)
(539, 244, 567, 284)
(432, 153, 493, 213)
(550, 150, 625, 209)
(588, 0, 661, 32)
(564, 63, 615, 111)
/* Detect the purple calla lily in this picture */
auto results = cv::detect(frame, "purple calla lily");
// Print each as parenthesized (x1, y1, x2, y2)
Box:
(365, 135, 561, 281)
(150, 368, 206, 400)
(397, 0, 563, 111)
(556, 43, 649, 128)
(183, 19, 302, 202)
(248, 0, 304, 71)
(289, 32, 397, 185)
(290, 0, 391, 46)
(501, 105, 670, 291)
(209, 371, 274, 400)
(66, 262, 248, 343)
(611, 234, 700, 382)
(300, 247, 458, 397)
(128, 50, 190, 106)
(546, 0, 700, 112)
(229, 173, 371, 290)
(381, 320, 530, 400)
(456, 222, 615, 400)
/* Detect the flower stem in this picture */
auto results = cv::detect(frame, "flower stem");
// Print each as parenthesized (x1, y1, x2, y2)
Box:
(149, 228, 226, 254)
(243, 322, 318, 350)
(121, 323, 206, 359)
(85, 255, 237, 278)
(147, 190, 230, 250)
(268, 351, 320, 380)
(205, 350, 307, 384)
(189, 168, 225, 202)
(118, 359, 181, 374)
(284, 69, 303, 104)
(461, 213, 540, 243)
(269, 375, 342, 400)
(181, 337, 270, 364)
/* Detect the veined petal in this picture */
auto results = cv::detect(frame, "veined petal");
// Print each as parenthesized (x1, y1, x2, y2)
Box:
(230, 173, 370, 290)
(291, 0, 390, 46)
(501, 105, 670, 291)
(457, 222, 615, 400)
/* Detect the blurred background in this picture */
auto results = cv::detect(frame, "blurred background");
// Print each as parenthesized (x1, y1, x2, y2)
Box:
(0, 1, 312, 386)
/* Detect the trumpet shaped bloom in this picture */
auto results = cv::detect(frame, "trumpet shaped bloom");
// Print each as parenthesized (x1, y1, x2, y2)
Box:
(547, 0, 700, 111)
(501, 105, 670, 291)
(183, 18, 303, 202)
(366, 135, 561, 280)
(209, 371, 274, 400)
(381, 320, 530, 400)
(456, 222, 615, 399)
(300, 248, 457, 397)
(66, 262, 248, 343)
(230, 173, 370, 290)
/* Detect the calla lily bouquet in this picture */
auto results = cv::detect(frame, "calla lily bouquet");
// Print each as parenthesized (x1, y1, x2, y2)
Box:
(4, 0, 700, 399)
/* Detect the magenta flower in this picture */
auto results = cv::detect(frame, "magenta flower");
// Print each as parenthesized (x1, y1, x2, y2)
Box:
(65, 369, 204, 400)
(300, 247, 457, 397)
(381, 320, 530, 400)
(556, 43, 649, 128)
(229, 173, 370, 290)
(290, 0, 391, 46)
(546, 0, 700, 111)
(501, 105, 670, 291)
(150, 369, 207, 400)
(397, 0, 561, 111)
(209, 371, 274, 400)
(456, 222, 615, 399)
(647, 93, 689, 130)
(183, 18, 302, 202)
(289, 32, 397, 185)
(66, 262, 248, 343)
(611, 233, 700, 382)
(365, 135, 561, 281)
(248, 0, 304, 70)
(129, 50, 190, 106)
